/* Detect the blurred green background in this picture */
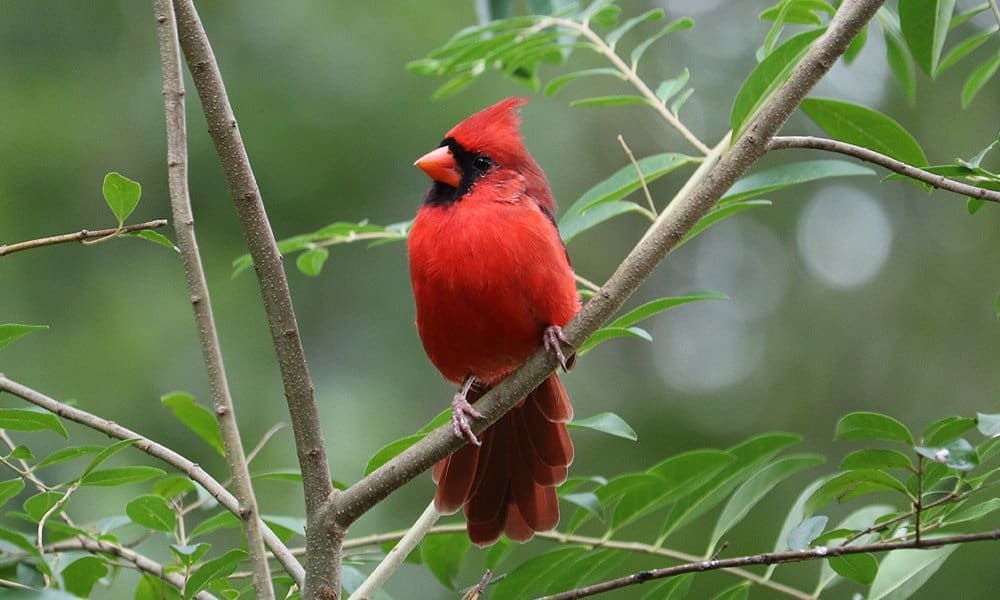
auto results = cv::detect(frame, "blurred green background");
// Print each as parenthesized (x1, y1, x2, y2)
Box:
(1, 1, 998, 598)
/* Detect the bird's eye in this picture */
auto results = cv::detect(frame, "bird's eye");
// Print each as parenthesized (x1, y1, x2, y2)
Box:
(473, 155, 493, 172)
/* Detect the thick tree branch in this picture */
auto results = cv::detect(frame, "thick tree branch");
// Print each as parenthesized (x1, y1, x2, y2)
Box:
(153, 1, 273, 597)
(44, 537, 218, 600)
(331, 0, 887, 530)
(0, 219, 168, 256)
(768, 136, 1000, 202)
(540, 529, 1000, 600)
(169, 2, 337, 596)
(0, 374, 304, 587)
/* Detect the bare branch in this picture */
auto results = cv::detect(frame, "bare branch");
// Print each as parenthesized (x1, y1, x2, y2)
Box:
(618, 134, 657, 217)
(153, 1, 273, 596)
(0, 219, 168, 257)
(0, 374, 304, 587)
(768, 136, 1000, 203)
(540, 529, 1000, 600)
(330, 0, 888, 532)
(45, 537, 219, 600)
(169, 1, 338, 595)
(348, 502, 441, 600)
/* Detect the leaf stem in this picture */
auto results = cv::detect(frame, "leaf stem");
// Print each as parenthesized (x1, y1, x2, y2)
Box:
(0, 219, 168, 257)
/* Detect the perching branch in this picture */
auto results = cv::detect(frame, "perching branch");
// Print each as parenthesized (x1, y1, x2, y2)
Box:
(539, 528, 1000, 600)
(152, 1, 273, 597)
(768, 136, 1000, 203)
(44, 537, 218, 600)
(169, 1, 338, 596)
(330, 0, 887, 535)
(0, 374, 305, 587)
(0, 219, 168, 256)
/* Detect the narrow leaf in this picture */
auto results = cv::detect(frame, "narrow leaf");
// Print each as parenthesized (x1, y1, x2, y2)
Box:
(898, 0, 956, 76)
(492, 547, 588, 600)
(102, 172, 142, 226)
(0, 323, 48, 350)
(805, 470, 909, 515)
(560, 201, 648, 243)
(0, 408, 67, 438)
(938, 26, 998, 74)
(81, 466, 165, 487)
(184, 549, 247, 599)
(922, 416, 977, 446)
(630, 17, 695, 69)
(162, 391, 226, 456)
(787, 515, 828, 550)
(569, 95, 649, 108)
(868, 546, 956, 600)
(364, 434, 425, 475)
(841, 449, 913, 471)
(835, 411, 914, 445)
(677, 200, 771, 248)
(608, 291, 728, 329)
(655, 68, 690, 104)
(421, 533, 471, 590)
(578, 325, 650, 354)
(567, 412, 638, 441)
(544, 68, 623, 96)
(133, 229, 178, 252)
(801, 97, 928, 166)
(0, 479, 25, 508)
(882, 21, 917, 104)
(563, 153, 695, 216)
(829, 552, 878, 584)
(721, 159, 874, 204)
(962, 50, 1000, 108)
(606, 9, 664, 49)
(35, 445, 103, 469)
(640, 573, 693, 600)
(189, 511, 241, 540)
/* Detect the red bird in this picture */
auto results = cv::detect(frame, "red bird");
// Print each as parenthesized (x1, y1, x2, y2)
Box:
(408, 97, 580, 546)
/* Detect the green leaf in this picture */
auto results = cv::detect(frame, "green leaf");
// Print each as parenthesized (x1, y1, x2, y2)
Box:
(662, 433, 803, 541)
(978, 412, 1000, 437)
(0, 408, 67, 438)
(710, 454, 823, 549)
(7, 445, 33, 460)
(154, 474, 197, 499)
(922, 416, 978, 446)
(844, 23, 868, 64)
(102, 172, 142, 226)
(34, 445, 103, 469)
(420, 533, 470, 590)
(805, 470, 910, 515)
(80, 438, 141, 480)
(80, 466, 165, 487)
(835, 411, 915, 445)
(914, 437, 979, 471)
(829, 552, 878, 584)
(544, 68, 624, 96)
(161, 391, 226, 456)
(712, 583, 750, 600)
(296, 247, 329, 277)
(486, 538, 515, 570)
(786, 515, 828, 550)
(0, 323, 48, 350)
(492, 547, 588, 600)
(23, 490, 64, 521)
(561, 491, 604, 521)
(881, 20, 917, 104)
(898, 0, 956, 76)
(544, 548, 627, 593)
(731, 28, 825, 135)
(944, 497, 1000, 526)
(252, 469, 304, 483)
(962, 50, 1000, 108)
(264, 515, 305, 541)
(567, 412, 638, 441)
(655, 68, 690, 104)
(189, 511, 241, 540)
(968, 198, 985, 214)
(640, 573, 693, 600)
(868, 546, 956, 600)
(563, 152, 694, 216)
(720, 159, 875, 204)
(841, 449, 913, 471)
(559, 201, 649, 243)
(951, 2, 991, 28)
(0, 479, 25, 508)
(605, 8, 664, 49)
(132, 229, 178, 252)
(127, 495, 177, 532)
(569, 95, 649, 108)
(578, 325, 650, 354)
(607, 291, 729, 329)
(61, 555, 108, 598)
(629, 17, 695, 69)
(170, 543, 212, 567)
(184, 549, 247, 599)
(801, 98, 928, 167)
(938, 26, 998, 74)
(364, 434, 425, 475)
(676, 199, 771, 248)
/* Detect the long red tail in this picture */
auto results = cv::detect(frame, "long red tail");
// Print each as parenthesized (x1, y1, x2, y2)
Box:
(432, 374, 574, 546)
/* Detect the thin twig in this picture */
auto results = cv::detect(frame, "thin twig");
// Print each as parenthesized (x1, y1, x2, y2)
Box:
(246, 422, 288, 465)
(0, 219, 168, 256)
(348, 502, 441, 600)
(44, 537, 218, 600)
(767, 136, 1000, 203)
(990, 0, 1000, 27)
(153, 2, 273, 596)
(915, 455, 924, 543)
(0, 374, 304, 587)
(618, 134, 657, 216)
(329, 0, 887, 540)
(539, 529, 1000, 600)
(169, 3, 338, 596)
(574, 273, 603, 293)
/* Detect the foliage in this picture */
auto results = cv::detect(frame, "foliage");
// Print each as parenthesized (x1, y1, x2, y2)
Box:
(2, 0, 999, 598)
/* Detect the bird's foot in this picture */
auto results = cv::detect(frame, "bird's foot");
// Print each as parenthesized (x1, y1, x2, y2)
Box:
(451, 376, 484, 447)
(543, 325, 575, 372)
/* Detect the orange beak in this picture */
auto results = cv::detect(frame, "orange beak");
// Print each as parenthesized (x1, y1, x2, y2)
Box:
(414, 146, 462, 188)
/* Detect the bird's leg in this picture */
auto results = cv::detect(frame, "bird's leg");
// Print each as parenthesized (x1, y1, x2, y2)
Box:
(452, 375, 484, 447)
(543, 325, 575, 372)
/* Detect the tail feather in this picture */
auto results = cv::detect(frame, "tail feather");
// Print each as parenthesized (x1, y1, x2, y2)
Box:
(433, 373, 574, 546)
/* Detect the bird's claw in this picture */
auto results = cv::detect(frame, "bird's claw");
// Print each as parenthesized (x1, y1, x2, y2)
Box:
(451, 391, 484, 447)
(543, 325, 575, 372)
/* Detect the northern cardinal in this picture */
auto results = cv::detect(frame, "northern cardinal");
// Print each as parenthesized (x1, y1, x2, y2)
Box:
(408, 97, 580, 546)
